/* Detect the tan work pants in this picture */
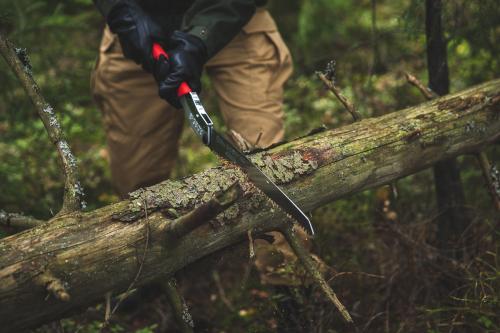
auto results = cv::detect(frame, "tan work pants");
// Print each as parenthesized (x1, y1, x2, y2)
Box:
(91, 9, 293, 197)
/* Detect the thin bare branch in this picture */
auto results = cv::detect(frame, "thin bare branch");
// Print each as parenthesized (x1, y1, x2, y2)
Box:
(165, 278, 195, 333)
(405, 72, 438, 100)
(0, 33, 83, 214)
(104, 292, 111, 323)
(253, 132, 263, 148)
(247, 229, 255, 259)
(316, 69, 361, 122)
(281, 225, 354, 324)
(212, 270, 235, 311)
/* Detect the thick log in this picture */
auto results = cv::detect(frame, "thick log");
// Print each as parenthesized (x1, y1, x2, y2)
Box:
(1, 79, 499, 332)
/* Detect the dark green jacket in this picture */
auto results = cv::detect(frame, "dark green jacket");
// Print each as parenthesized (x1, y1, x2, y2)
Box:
(94, 0, 267, 58)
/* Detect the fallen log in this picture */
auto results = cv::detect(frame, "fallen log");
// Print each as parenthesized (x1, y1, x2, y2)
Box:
(0, 79, 499, 331)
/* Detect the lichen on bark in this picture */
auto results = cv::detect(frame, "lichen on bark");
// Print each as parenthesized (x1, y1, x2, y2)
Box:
(252, 150, 319, 184)
(115, 167, 246, 222)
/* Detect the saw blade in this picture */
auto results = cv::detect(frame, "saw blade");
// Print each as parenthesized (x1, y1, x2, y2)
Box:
(149, 43, 315, 234)
(180, 92, 315, 235)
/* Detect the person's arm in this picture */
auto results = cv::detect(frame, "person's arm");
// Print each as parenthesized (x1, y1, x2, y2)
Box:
(155, 0, 257, 107)
(181, 0, 256, 59)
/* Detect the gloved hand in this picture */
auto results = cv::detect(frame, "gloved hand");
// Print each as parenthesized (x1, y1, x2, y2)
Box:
(155, 31, 208, 109)
(106, 0, 164, 73)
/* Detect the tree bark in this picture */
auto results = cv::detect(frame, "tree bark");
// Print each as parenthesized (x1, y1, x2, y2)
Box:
(1, 79, 499, 332)
(426, 0, 469, 252)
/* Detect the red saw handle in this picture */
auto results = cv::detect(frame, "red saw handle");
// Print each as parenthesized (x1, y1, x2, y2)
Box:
(152, 43, 192, 97)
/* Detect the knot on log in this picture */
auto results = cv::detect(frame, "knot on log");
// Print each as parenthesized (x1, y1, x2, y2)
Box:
(35, 271, 70, 302)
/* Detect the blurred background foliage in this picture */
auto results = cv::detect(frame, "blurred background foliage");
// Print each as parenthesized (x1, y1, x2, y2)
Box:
(1, 0, 499, 332)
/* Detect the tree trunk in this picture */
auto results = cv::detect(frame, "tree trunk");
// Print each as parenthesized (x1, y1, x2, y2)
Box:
(426, 0, 469, 252)
(1, 79, 499, 332)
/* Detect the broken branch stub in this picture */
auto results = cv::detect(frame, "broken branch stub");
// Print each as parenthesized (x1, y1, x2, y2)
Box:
(316, 66, 361, 122)
(0, 210, 45, 230)
(282, 225, 353, 323)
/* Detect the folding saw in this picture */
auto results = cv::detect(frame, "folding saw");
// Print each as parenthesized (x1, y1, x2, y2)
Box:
(153, 43, 314, 235)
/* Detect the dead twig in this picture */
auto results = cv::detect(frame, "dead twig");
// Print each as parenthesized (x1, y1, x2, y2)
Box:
(212, 270, 235, 311)
(253, 132, 263, 148)
(103, 292, 111, 323)
(247, 229, 255, 259)
(281, 225, 354, 324)
(405, 72, 438, 100)
(405, 72, 500, 212)
(0, 33, 83, 214)
(165, 278, 194, 333)
(240, 230, 257, 290)
(328, 271, 385, 281)
(316, 62, 361, 122)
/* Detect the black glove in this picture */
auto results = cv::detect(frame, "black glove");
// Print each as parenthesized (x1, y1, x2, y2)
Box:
(155, 31, 208, 109)
(107, 0, 164, 73)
